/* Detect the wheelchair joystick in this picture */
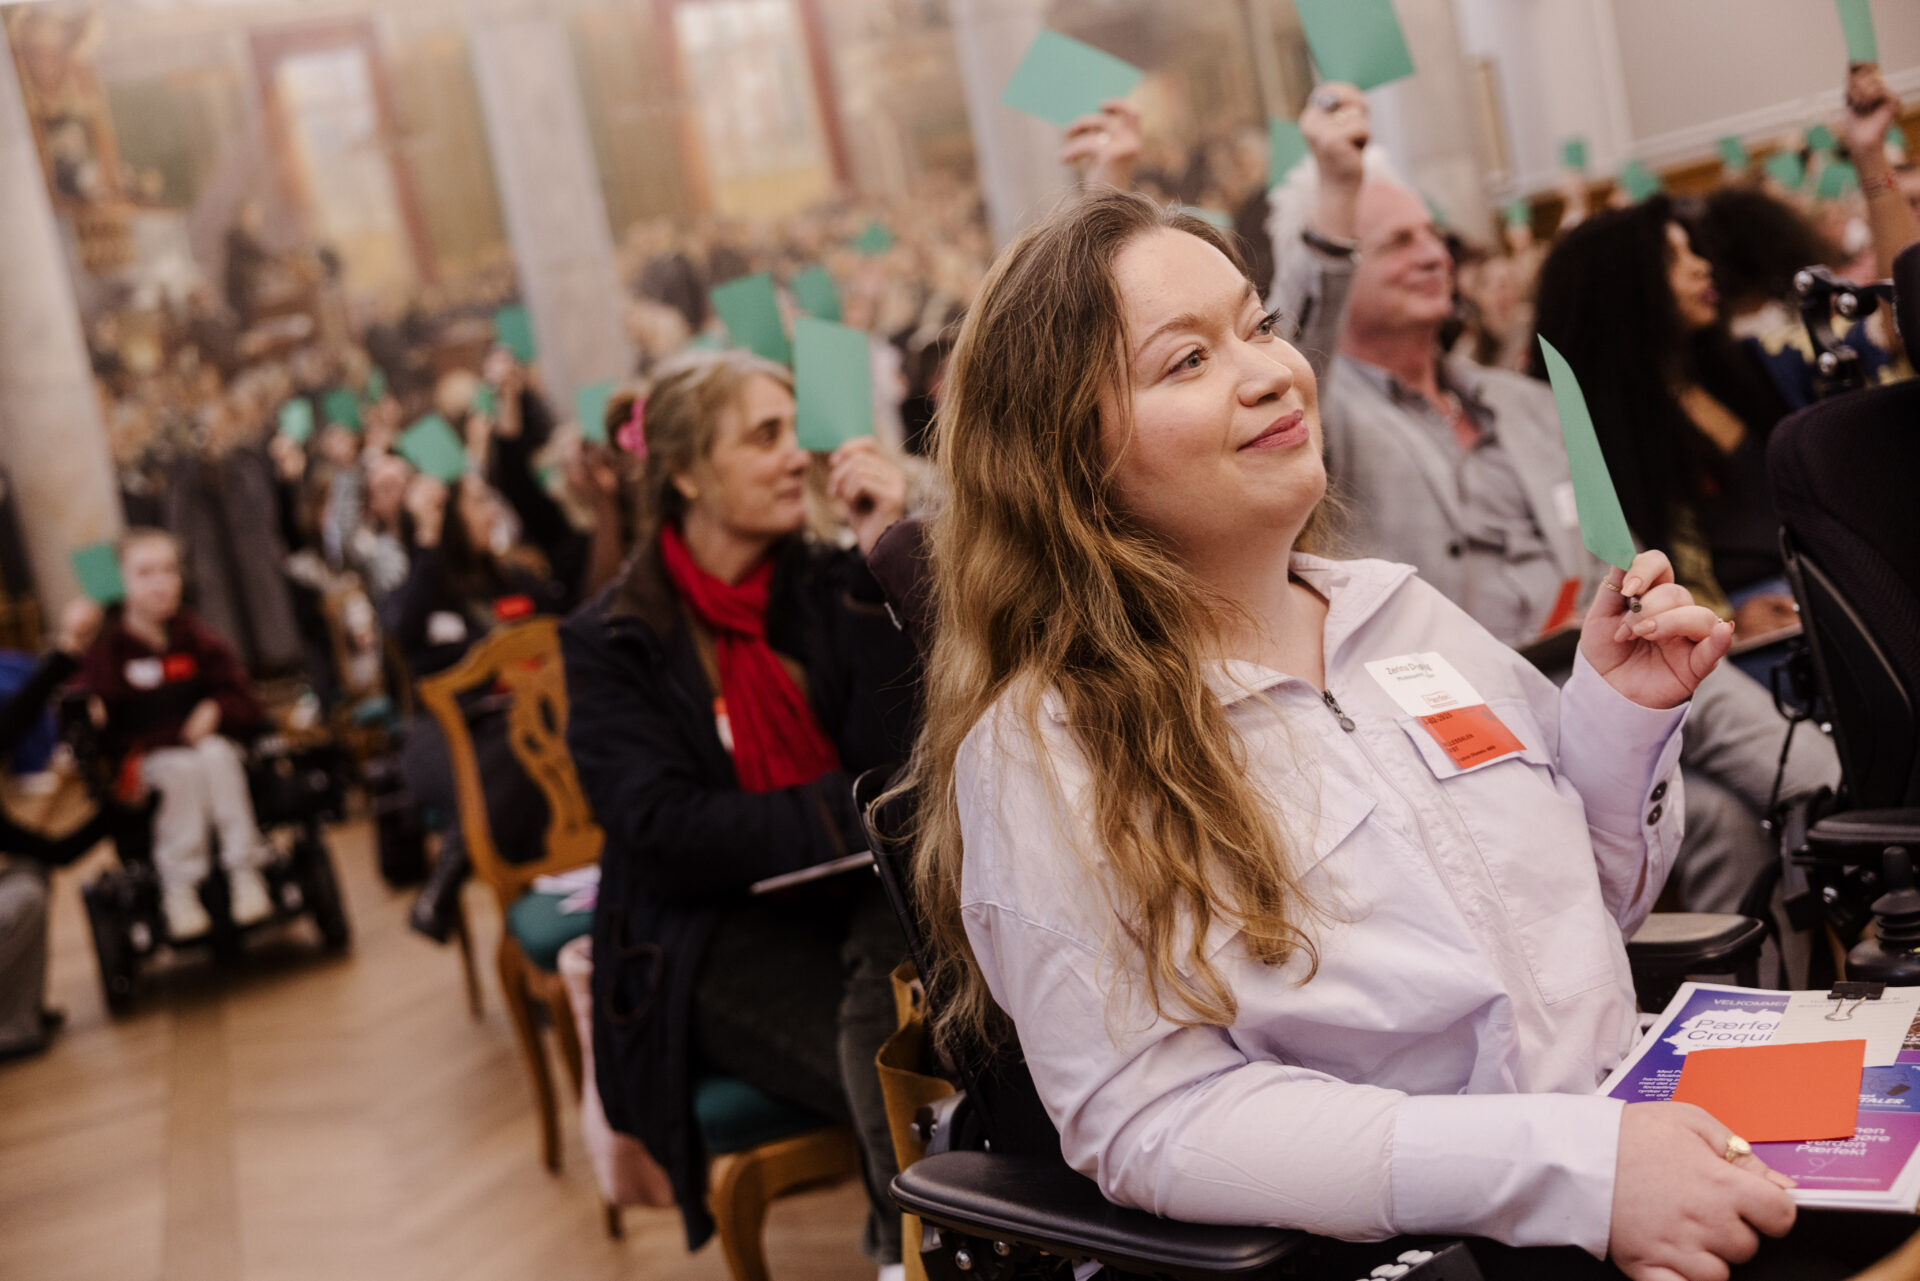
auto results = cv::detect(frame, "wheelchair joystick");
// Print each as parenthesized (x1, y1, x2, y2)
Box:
(1847, 848, 1920, 986)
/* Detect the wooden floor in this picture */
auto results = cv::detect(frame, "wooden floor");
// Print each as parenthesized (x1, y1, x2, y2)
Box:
(0, 808, 871, 1281)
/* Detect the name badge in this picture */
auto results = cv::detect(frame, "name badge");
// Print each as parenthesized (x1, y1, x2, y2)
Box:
(124, 657, 164, 690)
(1364, 651, 1524, 771)
(162, 653, 198, 683)
(492, 594, 535, 622)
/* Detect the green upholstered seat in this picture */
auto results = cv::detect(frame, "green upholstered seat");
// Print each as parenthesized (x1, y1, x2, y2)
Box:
(504, 890, 592, 972)
(696, 1075, 834, 1155)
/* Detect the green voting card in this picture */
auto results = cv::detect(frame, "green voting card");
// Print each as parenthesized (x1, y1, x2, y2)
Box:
(321, 387, 362, 432)
(1835, 0, 1878, 63)
(277, 398, 314, 445)
(688, 331, 725, 352)
(1503, 198, 1531, 229)
(1718, 136, 1750, 170)
(1538, 337, 1636, 572)
(711, 273, 792, 366)
(472, 383, 498, 420)
(366, 366, 388, 403)
(1817, 160, 1860, 200)
(791, 265, 842, 322)
(852, 221, 895, 256)
(495, 306, 536, 363)
(574, 380, 616, 445)
(1423, 192, 1449, 228)
(71, 542, 125, 605)
(1177, 205, 1233, 230)
(398, 414, 468, 484)
(1765, 149, 1806, 190)
(1000, 29, 1143, 128)
(1807, 123, 1839, 154)
(793, 316, 873, 453)
(1561, 137, 1589, 172)
(1619, 159, 1663, 202)
(1293, 0, 1414, 91)
(1268, 117, 1308, 187)
(1891, 123, 1909, 154)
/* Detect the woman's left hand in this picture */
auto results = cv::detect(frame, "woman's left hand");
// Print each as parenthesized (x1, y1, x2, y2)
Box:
(1579, 550, 1734, 710)
(827, 438, 907, 557)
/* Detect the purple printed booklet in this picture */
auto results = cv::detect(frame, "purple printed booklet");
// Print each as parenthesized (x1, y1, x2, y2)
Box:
(1597, 982, 1920, 1211)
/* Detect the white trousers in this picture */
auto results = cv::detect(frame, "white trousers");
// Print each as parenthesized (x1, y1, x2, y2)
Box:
(140, 737, 266, 895)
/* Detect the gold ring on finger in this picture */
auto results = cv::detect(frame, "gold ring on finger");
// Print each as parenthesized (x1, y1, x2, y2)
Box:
(1724, 1134, 1752, 1163)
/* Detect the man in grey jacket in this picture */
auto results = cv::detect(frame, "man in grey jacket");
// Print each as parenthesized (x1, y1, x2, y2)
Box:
(1265, 84, 1837, 925)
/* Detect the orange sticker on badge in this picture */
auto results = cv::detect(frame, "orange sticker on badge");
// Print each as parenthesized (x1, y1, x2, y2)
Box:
(1416, 703, 1525, 770)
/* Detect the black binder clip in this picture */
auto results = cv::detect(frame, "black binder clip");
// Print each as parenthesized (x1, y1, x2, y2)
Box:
(1827, 980, 1886, 1021)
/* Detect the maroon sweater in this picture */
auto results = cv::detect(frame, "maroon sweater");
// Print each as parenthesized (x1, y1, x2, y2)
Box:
(77, 610, 270, 758)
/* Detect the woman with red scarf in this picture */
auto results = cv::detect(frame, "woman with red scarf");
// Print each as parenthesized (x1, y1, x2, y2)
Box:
(561, 351, 917, 1268)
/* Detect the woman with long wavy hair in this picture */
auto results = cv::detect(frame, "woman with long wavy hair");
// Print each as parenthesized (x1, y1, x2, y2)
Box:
(892, 191, 1832, 1281)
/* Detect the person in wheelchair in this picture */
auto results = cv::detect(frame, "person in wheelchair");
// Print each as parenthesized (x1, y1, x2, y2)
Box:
(896, 192, 1805, 1280)
(561, 350, 918, 1268)
(76, 528, 277, 942)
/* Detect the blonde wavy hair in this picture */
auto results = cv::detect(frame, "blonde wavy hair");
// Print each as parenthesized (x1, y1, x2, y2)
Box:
(899, 191, 1334, 1057)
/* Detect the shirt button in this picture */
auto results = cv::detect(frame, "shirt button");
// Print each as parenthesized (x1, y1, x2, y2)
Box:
(1646, 804, 1664, 825)
(1447, 541, 1463, 558)
(1650, 780, 1668, 803)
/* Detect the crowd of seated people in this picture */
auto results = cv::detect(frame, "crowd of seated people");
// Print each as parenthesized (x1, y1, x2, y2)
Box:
(6, 40, 1920, 1281)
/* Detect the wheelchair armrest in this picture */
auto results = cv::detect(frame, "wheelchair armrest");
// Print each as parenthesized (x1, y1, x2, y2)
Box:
(895, 1150, 1309, 1278)
(1806, 809, 1920, 857)
(1626, 913, 1768, 971)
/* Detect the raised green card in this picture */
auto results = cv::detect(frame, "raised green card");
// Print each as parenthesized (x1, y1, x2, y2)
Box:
(852, 221, 895, 256)
(1000, 28, 1143, 128)
(1807, 123, 1839, 154)
(472, 383, 498, 420)
(1816, 160, 1860, 200)
(1835, 0, 1877, 64)
(1177, 205, 1234, 230)
(495, 306, 536, 363)
(574, 380, 616, 446)
(793, 316, 873, 453)
(711, 272, 791, 366)
(1764, 149, 1806, 190)
(1718, 136, 1750, 170)
(1538, 336, 1637, 572)
(1619, 159, 1663, 202)
(1293, 0, 1415, 91)
(321, 387, 362, 432)
(71, 542, 125, 605)
(1268, 117, 1308, 187)
(1561, 137, 1590, 172)
(791, 265, 842, 322)
(1503, 198, 1531, 229)
(277, 397, 314, 445)
(1423, 192, 1449, 228)
(366, 367, 388, 403)
(688, 331, 725, 351)
(397, 414, 468, 484)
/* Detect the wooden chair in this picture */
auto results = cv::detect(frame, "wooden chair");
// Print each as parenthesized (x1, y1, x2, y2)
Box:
(421, 618, 862, 1274)
(416, 619, 601, 1180)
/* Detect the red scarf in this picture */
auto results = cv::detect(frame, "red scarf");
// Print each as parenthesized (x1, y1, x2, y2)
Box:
(658, 524, 841, 792)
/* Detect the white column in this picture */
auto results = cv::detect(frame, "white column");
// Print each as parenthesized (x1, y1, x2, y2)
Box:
(0, 33, 120, 615)
(949, 0, 1072, 249)
(464, 0, 628, 413)
(1366, 0, 1496, 239)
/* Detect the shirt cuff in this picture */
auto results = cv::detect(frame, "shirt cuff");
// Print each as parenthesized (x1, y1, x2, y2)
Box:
(1392, 1092, 1624, 1256)
(1557, 652, 1689, 837)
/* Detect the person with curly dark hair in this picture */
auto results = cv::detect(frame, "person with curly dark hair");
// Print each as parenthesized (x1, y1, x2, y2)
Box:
(1532, 195, 1796, 641)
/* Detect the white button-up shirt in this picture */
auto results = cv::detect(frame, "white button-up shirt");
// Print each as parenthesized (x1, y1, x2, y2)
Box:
(956, 555, 1688, 1256)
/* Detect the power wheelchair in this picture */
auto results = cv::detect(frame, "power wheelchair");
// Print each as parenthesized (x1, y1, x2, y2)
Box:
(59, 691, 353, 1014)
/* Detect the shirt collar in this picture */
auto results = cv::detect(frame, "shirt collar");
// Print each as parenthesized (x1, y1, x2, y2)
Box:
(1040, 554, 1417, 721)
(1341, 353, 1499, 439)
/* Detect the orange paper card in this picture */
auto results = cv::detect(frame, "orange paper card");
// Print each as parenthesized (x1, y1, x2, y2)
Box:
(1541, 576, 1583, 634)
(1672, 1039, 1865, 1142)
(1417, 704, 1524, 770)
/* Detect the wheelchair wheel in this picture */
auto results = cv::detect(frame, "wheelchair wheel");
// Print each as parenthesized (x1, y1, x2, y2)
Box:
(82, 878, 139, 1016)
(296, 831, 351, 951)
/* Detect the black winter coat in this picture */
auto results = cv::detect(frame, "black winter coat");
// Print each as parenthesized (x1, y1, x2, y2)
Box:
(560, 533, 919, 1248)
